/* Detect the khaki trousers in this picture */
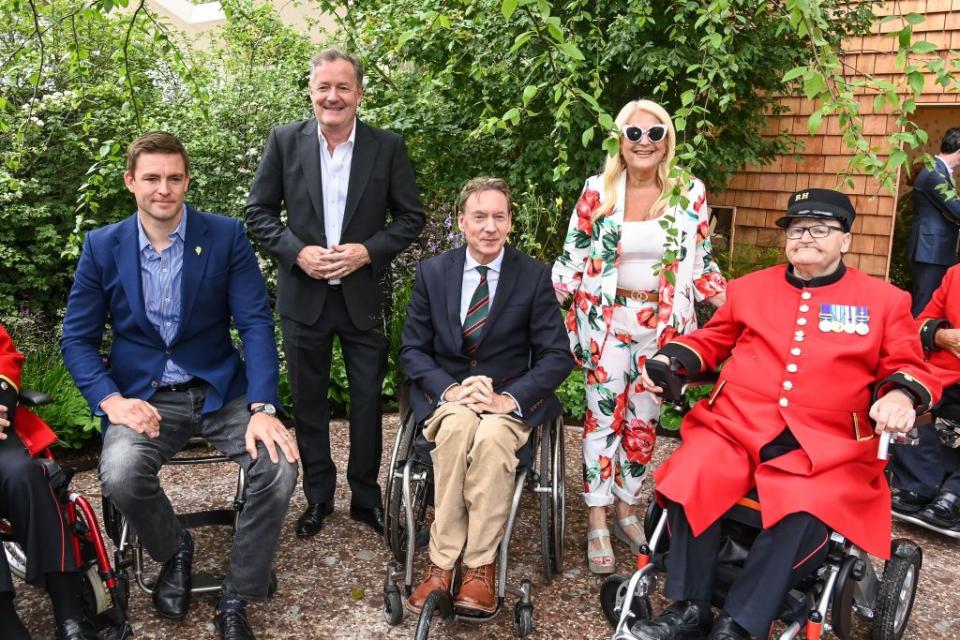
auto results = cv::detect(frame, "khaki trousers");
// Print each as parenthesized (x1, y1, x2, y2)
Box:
(423, 403, 531, 569)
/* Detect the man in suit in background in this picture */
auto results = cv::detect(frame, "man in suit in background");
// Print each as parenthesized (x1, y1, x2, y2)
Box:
(906, 127, 960, 316)
(62, 131, 298, 640)
(245, 47, 425, 538)
(400, 177, 573, 614)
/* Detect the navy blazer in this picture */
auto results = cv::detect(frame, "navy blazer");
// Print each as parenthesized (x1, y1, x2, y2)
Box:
(400, 245, 574, 427)
(61, 207, 280, 422)
(907, 157, 960, 265)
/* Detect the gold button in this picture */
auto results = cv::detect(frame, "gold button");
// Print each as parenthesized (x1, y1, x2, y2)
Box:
(787, 364, 798, 373)
(799, 304, 809, 312)
(790, 348, 801, 356)
(783, 381, 793, 390)
(797, 318, 807, 326)
(801, 292, 812, 300)
(779, 397, 789, 407)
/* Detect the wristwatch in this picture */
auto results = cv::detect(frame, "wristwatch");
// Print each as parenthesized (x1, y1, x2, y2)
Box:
(250, 403, 277, 417)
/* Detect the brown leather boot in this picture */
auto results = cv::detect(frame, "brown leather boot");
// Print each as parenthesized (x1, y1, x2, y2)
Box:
(454, 563, 497, 614)
(407, 564, 453, 613)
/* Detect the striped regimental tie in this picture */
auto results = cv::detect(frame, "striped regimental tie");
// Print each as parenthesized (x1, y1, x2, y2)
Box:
(462, 266, 490, 355)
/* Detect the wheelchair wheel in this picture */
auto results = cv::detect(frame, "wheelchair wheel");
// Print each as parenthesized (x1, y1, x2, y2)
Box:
(538, 417, 565, 581)
(871, 539, 922, 640)
(383, 584, 404, 626)
(81, 563, 111, 620)
(383, 410, 415, 547)
(414, 589, 452, 640)
(387, 454, 432, 564)
(514, 601, 534, 637)
(600, 573, 652, 628)
(2, 540, 27, 580)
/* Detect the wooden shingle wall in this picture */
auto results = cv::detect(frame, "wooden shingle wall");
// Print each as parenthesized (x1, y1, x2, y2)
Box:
(710, 1, 960, 277)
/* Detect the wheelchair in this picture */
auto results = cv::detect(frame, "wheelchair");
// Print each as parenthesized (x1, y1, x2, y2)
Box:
(1, 389, 132, 640)
(599, 360, 923, 640)
(101, 437, 277, 600)
(891, 402, 960, 539)
(381, 408, 566, 638)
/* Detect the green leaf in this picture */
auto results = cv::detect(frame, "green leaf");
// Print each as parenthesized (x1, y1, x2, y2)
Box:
(522, 84, 538, 106)
(907, 71, 924, 95)
(781, 67, 806, 83)
(501, 0, 519, 20)
(557, 42, 585, 60)
(581, 126, 595, 148)
(904, 12, 924, 25)
(910, 40, 937, 54)
(597, 112, 615, 131)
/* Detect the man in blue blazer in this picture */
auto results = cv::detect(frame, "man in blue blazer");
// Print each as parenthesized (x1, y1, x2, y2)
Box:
(906, 127, 960, 316)
(61, 132, 298, 640)
(400, 178, 573, 615)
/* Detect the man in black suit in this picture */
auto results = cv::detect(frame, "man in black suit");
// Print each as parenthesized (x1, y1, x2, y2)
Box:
(906, 127, 960, 316)
(245, 47, 425, 538)
(400, 177, 573, 615)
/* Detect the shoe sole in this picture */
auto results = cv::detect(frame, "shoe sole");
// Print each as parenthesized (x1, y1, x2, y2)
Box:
(454, 602, 497, 615)
(612, 521, 642, 554)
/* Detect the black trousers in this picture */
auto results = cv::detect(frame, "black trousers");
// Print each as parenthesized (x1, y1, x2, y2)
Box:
(662, 429, 829, 637)
(663, 502, 829, 638)
(0, 428, 77, 594)
(910, 261, 948, 317)
(282, 287, 388, 509)
(891, 384, 960, 499)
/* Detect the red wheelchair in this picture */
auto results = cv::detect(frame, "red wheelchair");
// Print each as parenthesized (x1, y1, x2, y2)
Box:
(0, 388, 132, 639)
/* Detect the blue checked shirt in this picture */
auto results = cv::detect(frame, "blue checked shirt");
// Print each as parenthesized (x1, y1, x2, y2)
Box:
(137, 208, 192, 385)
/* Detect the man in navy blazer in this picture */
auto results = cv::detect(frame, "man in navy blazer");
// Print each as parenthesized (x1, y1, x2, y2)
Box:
(400, 178, 572, 615)
(61, 132, 298, 640)
(906, 127, 960, 316)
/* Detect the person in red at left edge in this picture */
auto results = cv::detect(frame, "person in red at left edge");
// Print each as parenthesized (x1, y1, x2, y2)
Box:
(636, 189, 939, 640)
(0, 324, 101, 639)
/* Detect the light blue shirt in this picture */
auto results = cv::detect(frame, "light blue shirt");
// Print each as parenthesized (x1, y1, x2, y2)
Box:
(137, 207, 191, 385)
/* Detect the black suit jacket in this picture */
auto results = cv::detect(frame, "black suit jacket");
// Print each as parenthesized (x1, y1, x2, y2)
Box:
(245, 118, 425, 330)
(400, 245, 574, 427)
(907, 157, 960, 266)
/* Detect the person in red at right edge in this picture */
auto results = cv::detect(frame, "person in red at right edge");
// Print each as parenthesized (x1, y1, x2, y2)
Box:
(635, 189, 939, 640)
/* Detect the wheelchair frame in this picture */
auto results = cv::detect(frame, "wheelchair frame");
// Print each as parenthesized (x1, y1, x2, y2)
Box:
(103, 439, 249, 597)
(381, 410, 566, 638)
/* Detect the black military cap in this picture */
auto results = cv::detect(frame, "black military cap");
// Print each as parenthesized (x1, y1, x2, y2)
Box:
(775, 188, 856, 232)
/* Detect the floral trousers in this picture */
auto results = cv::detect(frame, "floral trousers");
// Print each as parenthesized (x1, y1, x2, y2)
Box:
(582, 302, 660, 507)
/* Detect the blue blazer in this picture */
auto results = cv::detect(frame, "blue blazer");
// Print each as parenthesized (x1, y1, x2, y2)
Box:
(907, 157, 960, 265)
(400, 245, 574, 427)
(61, 207, 280, 422)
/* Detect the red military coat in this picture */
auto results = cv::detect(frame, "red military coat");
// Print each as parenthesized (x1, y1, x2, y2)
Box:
(0, 324, 57, 455)
(654, 264, 939, 559)
(918, 264, 960, 387)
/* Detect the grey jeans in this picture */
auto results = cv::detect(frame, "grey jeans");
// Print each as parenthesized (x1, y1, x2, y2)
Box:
(99, 389, 298, 600)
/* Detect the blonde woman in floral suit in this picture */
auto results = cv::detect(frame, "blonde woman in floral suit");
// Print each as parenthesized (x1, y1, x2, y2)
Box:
(552, 99, 726, 573)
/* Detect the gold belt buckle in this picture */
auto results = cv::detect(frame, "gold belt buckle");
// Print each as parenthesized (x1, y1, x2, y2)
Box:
(631, 290, 645, 302)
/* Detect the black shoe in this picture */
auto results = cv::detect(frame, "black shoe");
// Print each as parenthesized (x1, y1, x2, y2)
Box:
(349, 505, 385, 536)
(918, 490, 960, 527)
(295, 503, 333, 538)
(152, 538, 193, 620)
(892, 489, 931, 514)
(633, 599, 713, 640)
(215, 607, 256, 640)
(56, 617, 100, 640)
(708, 614, 751, 640)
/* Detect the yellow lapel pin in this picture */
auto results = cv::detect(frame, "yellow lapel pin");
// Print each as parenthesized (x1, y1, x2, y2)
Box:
(195, 246, 202, 256)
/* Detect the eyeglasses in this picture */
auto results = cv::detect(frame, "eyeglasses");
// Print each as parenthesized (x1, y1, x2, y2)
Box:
(784, 224, 845, 240)
(622, 124, 668, 144)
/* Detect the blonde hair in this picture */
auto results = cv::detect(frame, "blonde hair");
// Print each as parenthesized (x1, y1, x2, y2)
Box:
(592, 99, 678, 223)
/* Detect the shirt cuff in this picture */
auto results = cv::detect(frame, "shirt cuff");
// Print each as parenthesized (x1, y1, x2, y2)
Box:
(437, 383, 458, 407)
(97, 392, 121, 416)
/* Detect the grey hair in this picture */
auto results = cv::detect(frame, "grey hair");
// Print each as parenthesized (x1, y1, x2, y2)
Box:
(308, 47, 364, 88)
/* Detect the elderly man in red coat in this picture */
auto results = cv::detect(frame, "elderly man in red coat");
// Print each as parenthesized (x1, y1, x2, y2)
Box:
(890, 264, 960, 526)
(635, 189, 939, 640)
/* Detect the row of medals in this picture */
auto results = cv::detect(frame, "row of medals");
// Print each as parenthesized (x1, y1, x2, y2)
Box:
(818, 305, 869, 336)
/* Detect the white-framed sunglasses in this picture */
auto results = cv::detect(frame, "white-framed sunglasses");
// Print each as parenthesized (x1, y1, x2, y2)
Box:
(622, 124, 668, 144)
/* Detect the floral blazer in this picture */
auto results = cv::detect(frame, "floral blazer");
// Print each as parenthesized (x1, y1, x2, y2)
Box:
(551, 172, 726, 369)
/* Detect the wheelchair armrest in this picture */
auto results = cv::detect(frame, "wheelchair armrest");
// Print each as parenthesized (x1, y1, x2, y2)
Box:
(18, 389, 53, 407)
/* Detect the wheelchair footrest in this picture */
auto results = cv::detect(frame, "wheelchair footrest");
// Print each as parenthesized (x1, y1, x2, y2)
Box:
(192, 572, 225, 592)
(892, 510, 960, 539)
(177, 509, 235, 529)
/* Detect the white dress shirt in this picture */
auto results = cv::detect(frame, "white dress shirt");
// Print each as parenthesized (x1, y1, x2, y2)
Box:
(318, 119, 356, 284)
(460, 249, 504, 324)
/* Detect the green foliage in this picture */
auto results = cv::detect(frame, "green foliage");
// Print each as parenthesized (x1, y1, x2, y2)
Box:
(4, 314, 100, 449)
(659, 384, 713, 432)
(555, 369, 586, 420)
